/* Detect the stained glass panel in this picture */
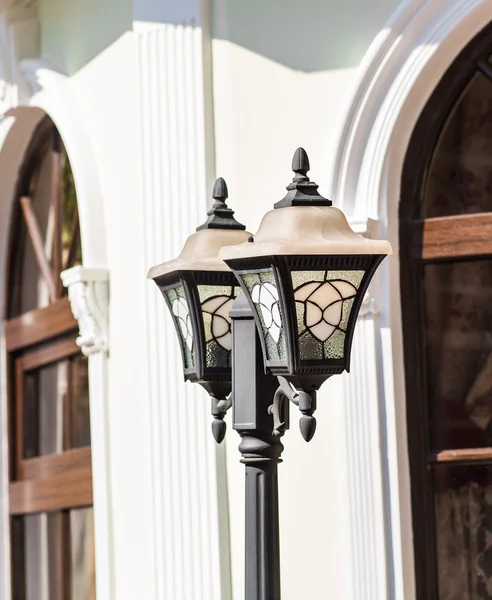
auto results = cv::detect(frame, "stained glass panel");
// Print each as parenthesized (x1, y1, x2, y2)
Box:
(164, 286, 195, 368)
(198, 284, 240, 368)
(241, 271, 287, 361)
(292, 270, 364, 360)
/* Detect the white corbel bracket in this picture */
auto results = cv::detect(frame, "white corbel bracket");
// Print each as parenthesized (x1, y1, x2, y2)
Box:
(358, 291, 378, 319)
(60, 266, 109, 356)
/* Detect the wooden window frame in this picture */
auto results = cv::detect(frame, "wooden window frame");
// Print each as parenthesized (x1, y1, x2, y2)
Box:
(400, 22, 492, 600)
(6, 303, 93, 516)
(4, 117, 93, 599)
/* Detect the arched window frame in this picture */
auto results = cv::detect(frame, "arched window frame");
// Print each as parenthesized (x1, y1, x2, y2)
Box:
(400, 22, 492, 600)
(4, 116, 96, 600)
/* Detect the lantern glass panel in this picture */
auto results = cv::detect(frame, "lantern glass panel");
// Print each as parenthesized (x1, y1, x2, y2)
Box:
(198, 284, 240, 368)
(164, 286, 195, 368)
(241, 271, 287, 361)
(292, 269, 365, 361)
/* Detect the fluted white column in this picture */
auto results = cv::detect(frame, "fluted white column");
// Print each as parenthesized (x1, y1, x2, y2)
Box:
(135, 18, 231, 600)
(340, 292, 389, 600)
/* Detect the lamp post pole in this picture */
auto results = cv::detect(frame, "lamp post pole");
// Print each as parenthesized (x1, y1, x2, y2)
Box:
(230, 293, 287, 600)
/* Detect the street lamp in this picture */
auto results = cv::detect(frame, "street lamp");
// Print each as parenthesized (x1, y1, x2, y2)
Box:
(220, 147, 391, 440)
(149, 148, 392, 600)
(148, 177, 251, 442)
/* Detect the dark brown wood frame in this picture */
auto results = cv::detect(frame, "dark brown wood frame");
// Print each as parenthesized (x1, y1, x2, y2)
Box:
(4, 117, 93, 599)
(400, 22, 492, 600)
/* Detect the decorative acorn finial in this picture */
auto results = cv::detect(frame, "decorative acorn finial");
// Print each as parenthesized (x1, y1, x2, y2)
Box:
(274, 147, 332, 209)
(212, 418, 227, 444)
(292, 147, 310, 178)
(211, 395, 230, 444)
(212, 176, 228, 202)
(298, 389, 317, 443)
(299, 415, 317, 442)
(196, 177, 246, 231)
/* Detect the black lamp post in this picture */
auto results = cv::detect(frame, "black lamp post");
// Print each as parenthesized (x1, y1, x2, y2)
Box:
(149, 149, 392, 600)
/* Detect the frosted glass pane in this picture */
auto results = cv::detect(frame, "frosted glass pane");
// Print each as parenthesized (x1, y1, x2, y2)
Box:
(292, 269, 364, 360)
(198, 284, 240, 367)
(165, 286, 195, 368)
(241, 271, 287, 361)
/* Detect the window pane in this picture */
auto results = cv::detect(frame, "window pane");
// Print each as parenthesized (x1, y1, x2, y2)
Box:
(61, 157, 82, 271)
(23, 372, 39, 459)
(70, 507, 96, 600)
(71, 355, 91, 448)
(15, 151, 54, 317)
(22, 353, 92, 459)
(423, 73, 492, 218)
(425, 260, 492, 450)
(8, 122, 82, 318)
(11, 510, 96, 599)
(39, 362, 67, 455)
(24, 513, 63, 600)
(434, 465, 492, 599)
(11, 517, 25, 600)
(23, 361, 68, 458)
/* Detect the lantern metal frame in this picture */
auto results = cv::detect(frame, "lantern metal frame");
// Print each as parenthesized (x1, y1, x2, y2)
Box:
(154, 269, 240, 391)
(227, 252, 386, 391)
(149, 178, 251, 442)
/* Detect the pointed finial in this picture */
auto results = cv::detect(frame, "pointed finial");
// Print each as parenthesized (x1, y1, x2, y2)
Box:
(292, 147, 310, 177)
(274, 147, 332, 209)
(196, 177, 246, 231)
(212, 177, 228, 202)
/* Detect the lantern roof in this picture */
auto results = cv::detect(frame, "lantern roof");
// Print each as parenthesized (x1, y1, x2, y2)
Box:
(219, 149, 392, 261)
(148, 178, 252, 279)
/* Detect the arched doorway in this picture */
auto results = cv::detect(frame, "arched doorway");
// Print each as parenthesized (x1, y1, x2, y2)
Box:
(401, 21, 492, 600)
(4, 114, 96, 599)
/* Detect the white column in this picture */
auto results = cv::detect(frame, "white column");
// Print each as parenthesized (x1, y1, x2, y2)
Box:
(340, 290, 389, 600)
(61, 266, 113, 600)
(134, 14, 231, 600)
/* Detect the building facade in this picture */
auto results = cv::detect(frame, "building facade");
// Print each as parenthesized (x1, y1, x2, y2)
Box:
(0, 0, 490, 598)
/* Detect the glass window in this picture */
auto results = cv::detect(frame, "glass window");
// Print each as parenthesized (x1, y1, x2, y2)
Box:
(11, 509, 96, 600)
(423, 74, 492, 218)
(424, 260, 492, 450)
(401, 24, 492, 600)
(6, 117, 95, 600)
(21, 353, 90, 459)
(434, 465, 492, 599)
(9, 123, 82, 319)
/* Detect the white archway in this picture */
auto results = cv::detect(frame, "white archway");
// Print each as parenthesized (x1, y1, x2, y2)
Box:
(331, 2, 492, 599)
(0, 64, 112, 600)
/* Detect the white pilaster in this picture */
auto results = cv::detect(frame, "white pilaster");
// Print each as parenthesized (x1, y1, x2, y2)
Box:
(61, 266, 113, 600)
(135, 13, 230, 600)
(340, 289, 389, 600)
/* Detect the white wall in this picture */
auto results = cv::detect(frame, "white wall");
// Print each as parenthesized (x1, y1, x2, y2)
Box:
(212, 42, 356, 599)
(210, 1, 404, 597)
(0, 0, 435, 598)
